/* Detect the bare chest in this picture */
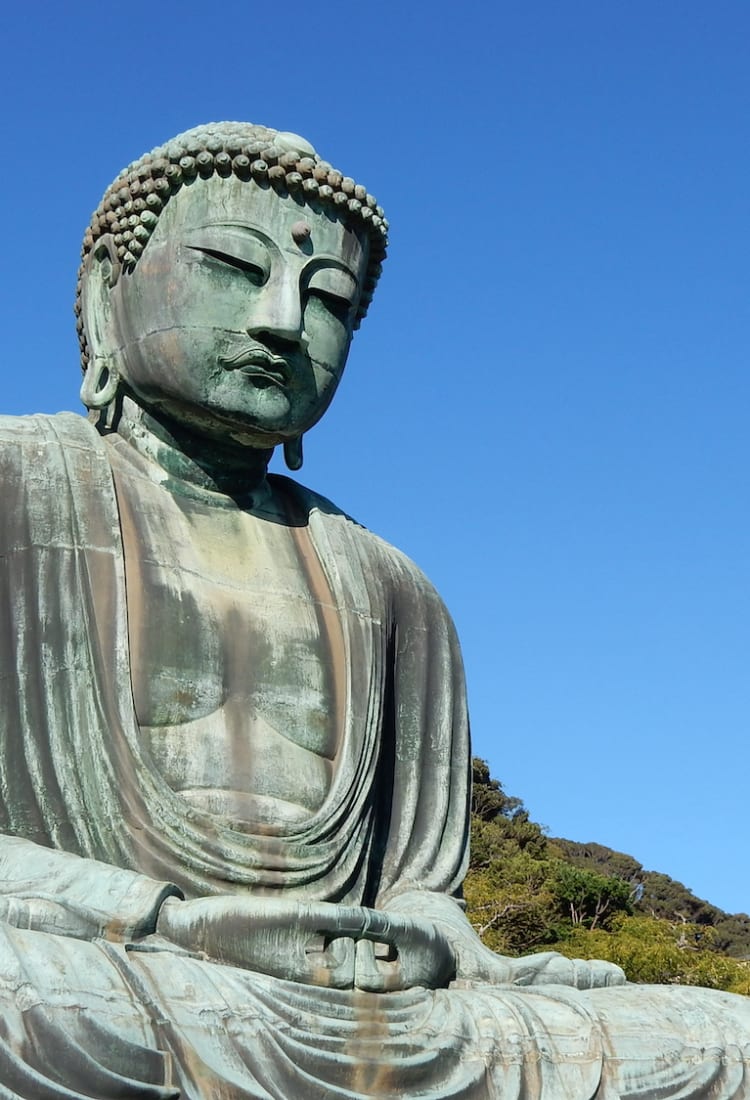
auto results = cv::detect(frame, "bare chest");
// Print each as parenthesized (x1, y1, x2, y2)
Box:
(110, 454, 343, 828)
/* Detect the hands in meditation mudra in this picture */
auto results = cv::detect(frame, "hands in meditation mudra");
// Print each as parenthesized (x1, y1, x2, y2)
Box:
(0, 121, 749, 1099)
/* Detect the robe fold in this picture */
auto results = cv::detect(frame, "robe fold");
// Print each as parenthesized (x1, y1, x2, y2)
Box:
(0, 412, 749, 1099)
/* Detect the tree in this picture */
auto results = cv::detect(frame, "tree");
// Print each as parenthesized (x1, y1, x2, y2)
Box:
(550, 914, 750, 993)
(551, 863, 633, 930)
(463, 759, 750, 994)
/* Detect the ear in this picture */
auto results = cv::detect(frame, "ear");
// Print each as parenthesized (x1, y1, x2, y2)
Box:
(80, 236, 124, 412)
(79, 234, 121, 359)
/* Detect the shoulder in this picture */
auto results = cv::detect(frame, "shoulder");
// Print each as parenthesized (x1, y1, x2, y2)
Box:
(0, 414, 111, 527)
(0, 411, 100, 452)
(271, 473, 451, 612)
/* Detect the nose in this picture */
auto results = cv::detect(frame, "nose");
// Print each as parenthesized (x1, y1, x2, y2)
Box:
(246, 267, 307, 352)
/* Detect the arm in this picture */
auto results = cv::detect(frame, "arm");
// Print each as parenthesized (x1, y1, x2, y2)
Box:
(0, 834, 182, 940)
(382, 888, 625, 989)
(371, 556, 624, 990)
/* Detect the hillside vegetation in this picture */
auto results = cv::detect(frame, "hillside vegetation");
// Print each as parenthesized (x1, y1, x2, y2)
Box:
(464, 759, 750, 993)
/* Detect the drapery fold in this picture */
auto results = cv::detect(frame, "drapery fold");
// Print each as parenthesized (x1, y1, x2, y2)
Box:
(1, 413, 749, 1099)
(0, 413, 470, 911)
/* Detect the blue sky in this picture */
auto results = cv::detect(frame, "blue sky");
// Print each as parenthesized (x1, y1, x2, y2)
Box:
(2, 2, 748, 915)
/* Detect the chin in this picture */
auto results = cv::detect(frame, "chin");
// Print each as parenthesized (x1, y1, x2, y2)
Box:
(181, 396, 297, 447)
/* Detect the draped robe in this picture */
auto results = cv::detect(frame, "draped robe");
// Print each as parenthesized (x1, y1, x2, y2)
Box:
(0, 412, 749, 1099)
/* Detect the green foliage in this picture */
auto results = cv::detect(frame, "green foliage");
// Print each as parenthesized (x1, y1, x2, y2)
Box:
(471, 759, 525, 824)
(464, 849, 559, 954)
(467, 761, 557, 952)
(552, 839, 644, 889)
(549, 915, 750, 994)
(712, 914, 750, 958)
(464, 758, 750, 994)
(551, 862, 632, 930)
(553, 839, 750, 959)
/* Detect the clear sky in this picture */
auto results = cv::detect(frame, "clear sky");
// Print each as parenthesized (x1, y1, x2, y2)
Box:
(2, 2, 748, 915)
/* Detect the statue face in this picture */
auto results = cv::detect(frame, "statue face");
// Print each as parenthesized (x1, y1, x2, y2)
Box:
(100, 176, 368, 446)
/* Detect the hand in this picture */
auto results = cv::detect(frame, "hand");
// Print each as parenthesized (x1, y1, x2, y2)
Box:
(0, 896, 101, 940)
(504, 951, 626, 989)
(154, 896, 456, 992)
(350, 913, 456, 993)
(453, 939, 626, 990)
(156, 896, 362, 988)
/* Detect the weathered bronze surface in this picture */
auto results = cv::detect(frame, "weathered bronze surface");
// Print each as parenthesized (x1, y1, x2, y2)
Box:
(1, 121, 749, 1098)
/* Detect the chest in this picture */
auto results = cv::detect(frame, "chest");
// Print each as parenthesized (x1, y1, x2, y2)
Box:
(111, 460, 345, 769)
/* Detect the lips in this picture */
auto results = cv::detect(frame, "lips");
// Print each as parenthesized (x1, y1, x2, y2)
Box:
(219, 346, 290, 388)
(239, 360, 288, 387)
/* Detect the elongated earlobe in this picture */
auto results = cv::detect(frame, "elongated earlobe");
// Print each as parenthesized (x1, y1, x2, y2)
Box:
(79, 356, 120, 410)
(283, 436, 304, 471)
(79, 234, 122, 419)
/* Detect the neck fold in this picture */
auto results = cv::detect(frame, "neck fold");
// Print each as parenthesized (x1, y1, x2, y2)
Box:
(107, 398, 274, 505)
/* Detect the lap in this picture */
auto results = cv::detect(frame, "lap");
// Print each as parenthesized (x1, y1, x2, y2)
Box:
(0, 923, 748, 1099)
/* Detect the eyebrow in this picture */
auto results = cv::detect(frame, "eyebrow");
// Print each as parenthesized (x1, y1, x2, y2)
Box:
(188, 221, 277, 248)
(304, 256, 361, 287)
(186, 223, 361, 281)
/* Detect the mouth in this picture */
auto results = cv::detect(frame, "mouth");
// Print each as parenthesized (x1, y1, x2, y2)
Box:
(238, 362, 288, 388)
(218, 346, 290, 389)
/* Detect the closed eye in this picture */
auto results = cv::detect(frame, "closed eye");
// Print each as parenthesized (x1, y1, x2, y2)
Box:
(306, 288, 353, 324)
(187, 246, 266, 284)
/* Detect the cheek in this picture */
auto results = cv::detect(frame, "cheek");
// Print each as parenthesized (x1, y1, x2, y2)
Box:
(303, 300, 352, 379)
(115, 275, 177, 354)
(117, 253, 246, 347)
(308, 366, 343, 415)
(117, 329, 219, 400)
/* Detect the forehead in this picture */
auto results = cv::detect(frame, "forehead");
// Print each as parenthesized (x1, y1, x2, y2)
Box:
(150, 174, 367, 273)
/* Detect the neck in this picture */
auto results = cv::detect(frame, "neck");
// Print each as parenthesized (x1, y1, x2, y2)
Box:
(110, 398, 274, 502)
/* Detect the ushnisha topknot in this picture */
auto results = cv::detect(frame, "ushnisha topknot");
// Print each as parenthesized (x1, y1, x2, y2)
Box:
(75, 122, 388, 369)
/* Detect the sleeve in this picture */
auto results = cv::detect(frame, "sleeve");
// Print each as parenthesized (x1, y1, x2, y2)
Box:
(373, 553, 473, 907)
(0, 835, 182, 940)
(0, 416, 182, 942)
(367, 554, 522, 977)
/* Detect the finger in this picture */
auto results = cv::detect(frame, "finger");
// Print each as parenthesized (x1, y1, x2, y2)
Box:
(323, 907, 399, 945)
(353, 939, 400, 993)
(359, 909, 394, 942)
(304, 905, 367, 938)
(602, 963, 627, 988)
(304, 936, 356, 990)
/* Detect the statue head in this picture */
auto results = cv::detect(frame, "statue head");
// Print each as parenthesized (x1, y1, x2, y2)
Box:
(76, 122, 388, 458)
